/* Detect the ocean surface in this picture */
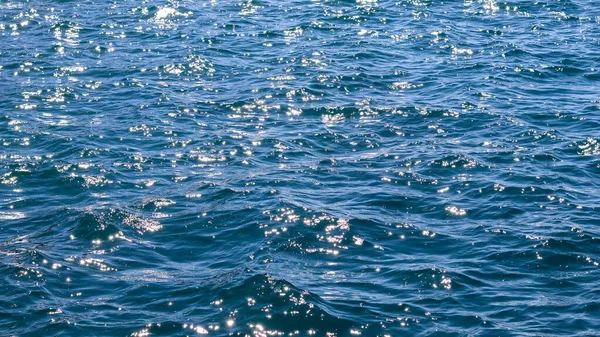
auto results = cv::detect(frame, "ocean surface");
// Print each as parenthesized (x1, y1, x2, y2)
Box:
(1, 0, 599, 336)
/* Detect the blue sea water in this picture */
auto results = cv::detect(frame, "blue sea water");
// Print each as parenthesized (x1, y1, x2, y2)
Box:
(1, 0, 600, 336)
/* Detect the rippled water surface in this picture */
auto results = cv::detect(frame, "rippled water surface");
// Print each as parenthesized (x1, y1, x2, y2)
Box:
(1, 0, 600, 336)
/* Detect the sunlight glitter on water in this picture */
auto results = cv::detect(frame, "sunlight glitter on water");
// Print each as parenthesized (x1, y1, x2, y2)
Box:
(1, 0, 599, 336)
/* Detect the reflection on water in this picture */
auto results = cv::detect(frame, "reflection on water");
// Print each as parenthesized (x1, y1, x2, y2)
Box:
(1, 0, 599, 336)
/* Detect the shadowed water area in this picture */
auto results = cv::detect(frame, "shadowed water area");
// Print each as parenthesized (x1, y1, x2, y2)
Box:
(1, 0, 600, 336)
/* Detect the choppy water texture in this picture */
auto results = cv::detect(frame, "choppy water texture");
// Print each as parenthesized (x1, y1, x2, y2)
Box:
(1, 0, 600, 336)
